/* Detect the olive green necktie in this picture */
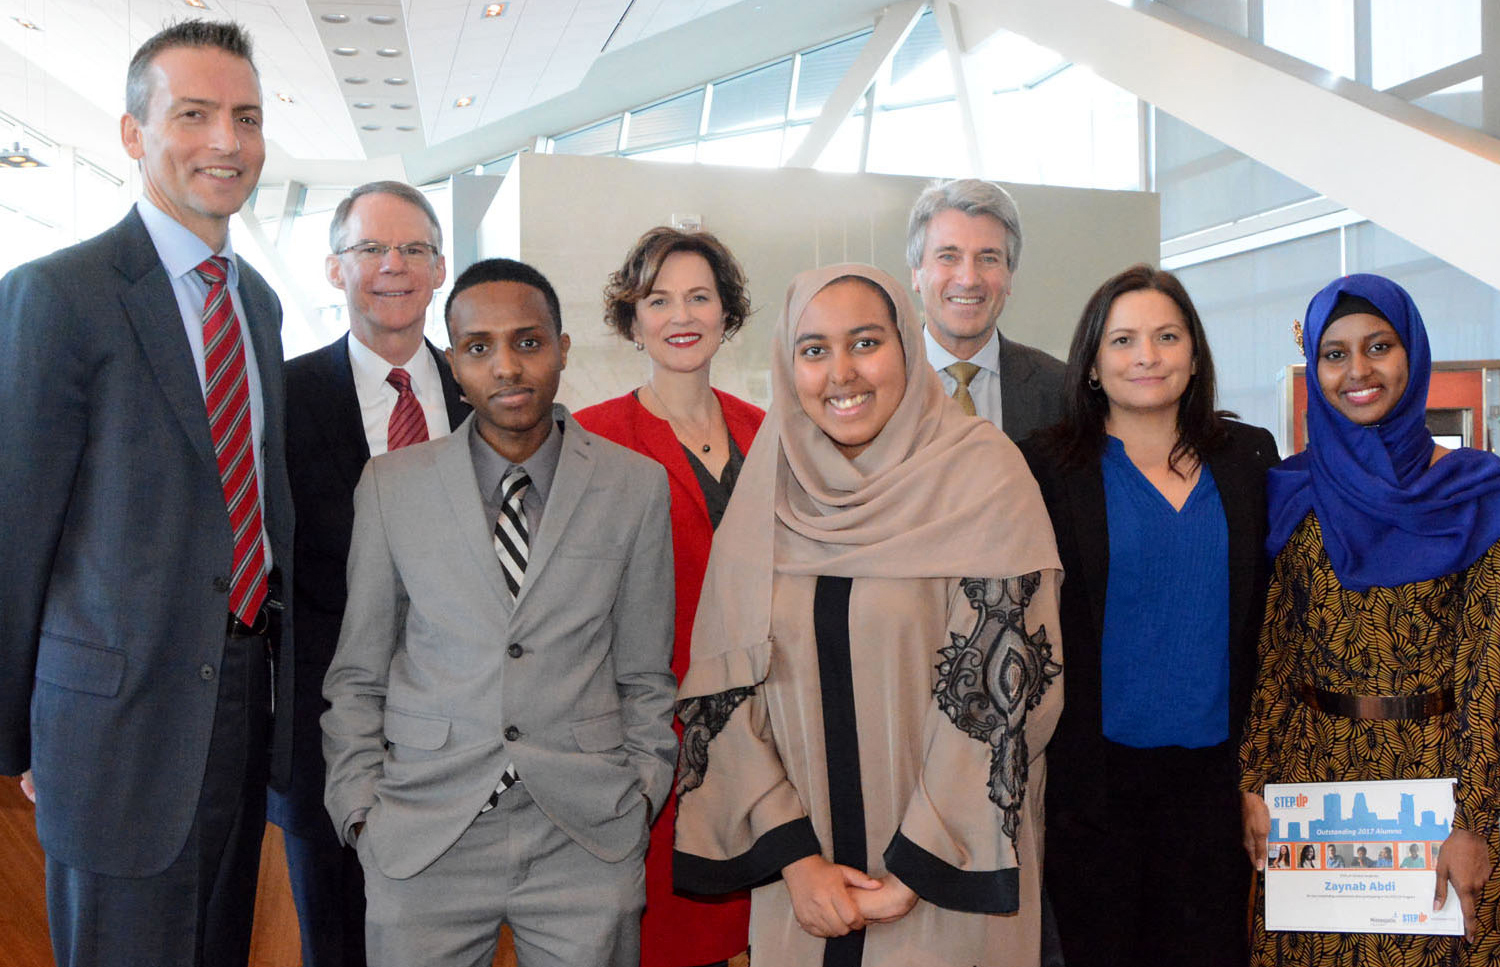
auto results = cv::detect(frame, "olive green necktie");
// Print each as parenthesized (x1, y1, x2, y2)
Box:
(945, 361, 980, 417)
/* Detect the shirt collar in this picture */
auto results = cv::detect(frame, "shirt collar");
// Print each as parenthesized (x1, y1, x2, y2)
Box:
(922, 324, 1000, 375)
(136, 197, 238, 286)
(347, 333, 438, 399)
(468, 408, 564, 506)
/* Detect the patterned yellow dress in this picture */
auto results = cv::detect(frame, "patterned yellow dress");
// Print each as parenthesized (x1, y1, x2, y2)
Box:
(1240, 513, 1500, 966)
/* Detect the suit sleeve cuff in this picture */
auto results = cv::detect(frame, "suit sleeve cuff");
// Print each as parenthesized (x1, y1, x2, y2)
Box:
(674, 817, 820, 895)
(884, 829, 1019, 914)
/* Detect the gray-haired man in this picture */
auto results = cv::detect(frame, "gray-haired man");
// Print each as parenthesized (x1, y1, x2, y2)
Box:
(907, 178, 1064, 440)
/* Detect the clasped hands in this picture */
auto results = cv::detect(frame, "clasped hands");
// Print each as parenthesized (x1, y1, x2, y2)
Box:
(781, 854, 918, 938)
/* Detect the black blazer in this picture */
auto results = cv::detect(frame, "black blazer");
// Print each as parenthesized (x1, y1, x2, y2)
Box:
(1018, 420, 1279, 830)
(268, 333, 467, 836)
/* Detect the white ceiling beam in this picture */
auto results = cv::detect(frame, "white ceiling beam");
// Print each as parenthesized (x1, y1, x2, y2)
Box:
(932, 1, 983, 177)
(783, 0, 924, 169)
(955, 0, 1500, 291)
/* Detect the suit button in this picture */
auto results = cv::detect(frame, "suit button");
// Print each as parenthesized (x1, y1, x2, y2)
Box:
(199, 664, 215, 681)
(504, 726, 520, 741)
(507, 643, 523, 658)
(213, 577, 230, 593)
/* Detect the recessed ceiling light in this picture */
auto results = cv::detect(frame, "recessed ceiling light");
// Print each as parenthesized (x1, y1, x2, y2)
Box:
(367, 14, 396, 25)
(275, 91, 295, 103)
(483, 3, 507, 18)
(396, 125, 417, 132)
(375, 47, 401, 58)
(344, 76, 368, 85)
(384, 77, 408, 86)
(391, 103, 412, 110)
(360, 124, 382, 131)
(352, 101, 375, 109)
(332, 46, 359, 56)
(183, 0, 208, 8)
(320, 13, 349, 23)
(12, 16, 41, 29)
(454, 95, 474, 108)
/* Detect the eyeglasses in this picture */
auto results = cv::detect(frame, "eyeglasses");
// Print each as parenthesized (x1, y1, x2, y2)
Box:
(336, 241, 440, 262)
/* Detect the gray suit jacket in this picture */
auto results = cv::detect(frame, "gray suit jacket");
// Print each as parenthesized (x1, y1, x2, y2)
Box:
(0, 208, 296, 877)
(322, 407, 676, 879)
(998, 333, 1067, 441)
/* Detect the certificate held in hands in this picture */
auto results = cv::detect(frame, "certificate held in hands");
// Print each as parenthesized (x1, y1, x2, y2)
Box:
(1262, 778, 1462, 936)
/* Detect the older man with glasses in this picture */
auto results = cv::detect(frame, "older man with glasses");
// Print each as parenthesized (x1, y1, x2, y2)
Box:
(268, 180, 469, 967)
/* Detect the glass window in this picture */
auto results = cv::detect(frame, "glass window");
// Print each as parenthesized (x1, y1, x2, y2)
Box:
(880, 9, 951, 108)
(1413, 78, 1482, 128)
(1371, 0, 1479, 90)
(967, 28, 1069, 93)
(624, 143, 699, 165)
(697, 129, 784, 168)
(1154, 109, 1317, 239)
(482, 154, 518, 176)
(1263, 0, 1354, 78)
(782, 111, 866, 172)
(979, 67, 1139, 191)
(793, 31, 871, 121)
(866, 101, 965, 178)
(625, 89, 706, 152)
(1346, 221, 1500, 362)
(707, 60, 792, 135)
(1175, 229, 1343, 440)
(554, 117, 623, 156)
(1153, 0, 1251, 37)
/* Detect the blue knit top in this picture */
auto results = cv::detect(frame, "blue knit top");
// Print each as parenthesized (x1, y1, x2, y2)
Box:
(1099, 436, 1231, 748)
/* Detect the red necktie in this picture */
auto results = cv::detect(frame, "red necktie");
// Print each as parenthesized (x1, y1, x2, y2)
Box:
(195, 256, 267, 624)
(386, 367, 429, 450)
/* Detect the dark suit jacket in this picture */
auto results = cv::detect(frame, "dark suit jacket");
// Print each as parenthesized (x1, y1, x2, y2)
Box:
(998, 334, 1066, 441)
(0, 208, 295, 877)
(1017, 420, 1279, 832)
(268, 333, 467, 837)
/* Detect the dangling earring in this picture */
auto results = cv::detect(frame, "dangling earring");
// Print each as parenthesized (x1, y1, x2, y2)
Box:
(1088, 374, 1101, 390)
(633, 341, 644, 351)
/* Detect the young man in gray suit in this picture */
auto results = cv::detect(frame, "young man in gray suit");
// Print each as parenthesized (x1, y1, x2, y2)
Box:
(271, 181, 469, 967)
(322, 258, 676, 967)
(908, 178, 1066, 441)
(0, 20, 294, 967)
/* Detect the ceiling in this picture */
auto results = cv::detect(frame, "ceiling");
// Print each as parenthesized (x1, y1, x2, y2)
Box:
(0, 0, 892, 185)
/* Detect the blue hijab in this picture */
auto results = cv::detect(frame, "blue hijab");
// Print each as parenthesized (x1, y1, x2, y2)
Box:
(1265, 273, 1500, 591)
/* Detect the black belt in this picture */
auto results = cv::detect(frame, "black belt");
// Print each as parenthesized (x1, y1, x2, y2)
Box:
(1297, 683, 1454, 721)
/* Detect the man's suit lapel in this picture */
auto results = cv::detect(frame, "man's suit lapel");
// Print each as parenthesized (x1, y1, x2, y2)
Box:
(429, 341, 470, 430)
(434, 417, 513, 613)
(310, 336, 372, 486)
(517, 410, 594, 609)
(114, 210, 218, 469)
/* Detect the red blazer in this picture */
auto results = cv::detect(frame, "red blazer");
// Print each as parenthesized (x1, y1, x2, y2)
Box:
(576, 388, 763, 966)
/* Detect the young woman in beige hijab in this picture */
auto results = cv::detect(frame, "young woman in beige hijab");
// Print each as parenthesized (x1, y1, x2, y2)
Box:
(673, 263, 1064, 966)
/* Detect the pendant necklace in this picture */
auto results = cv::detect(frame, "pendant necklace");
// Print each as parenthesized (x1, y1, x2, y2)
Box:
(647, 384, 717, 453)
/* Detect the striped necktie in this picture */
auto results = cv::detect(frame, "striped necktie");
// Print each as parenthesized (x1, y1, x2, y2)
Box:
(385, 367, 429, 450)
(195, 256, 267, 624)
(493, 466, 531, 600)
(945, 361, 980, 417)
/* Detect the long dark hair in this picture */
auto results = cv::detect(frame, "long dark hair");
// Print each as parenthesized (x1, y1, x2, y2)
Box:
(1045, 263, 1232, 472)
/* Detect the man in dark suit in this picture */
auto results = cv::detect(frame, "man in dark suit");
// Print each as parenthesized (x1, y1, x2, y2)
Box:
(322, 258, 676, 966)
(0, 20, 294, 967)
(907, 178, 1065, 440)
(269, 180, 468, 967)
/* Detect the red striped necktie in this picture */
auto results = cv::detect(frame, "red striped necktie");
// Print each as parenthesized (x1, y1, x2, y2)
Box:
(195, 256, 267, 625)
(385, 367, 429, 450)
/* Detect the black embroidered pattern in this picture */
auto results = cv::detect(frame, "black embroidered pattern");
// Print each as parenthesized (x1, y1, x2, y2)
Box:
(935, 573, 1060, 845)
(675, 687, 755, 798)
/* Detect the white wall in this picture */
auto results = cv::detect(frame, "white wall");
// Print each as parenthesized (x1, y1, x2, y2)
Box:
(475, 152, 1160, 410)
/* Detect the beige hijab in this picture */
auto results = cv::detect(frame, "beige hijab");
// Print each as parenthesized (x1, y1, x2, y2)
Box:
(680, 263, 1060, 698)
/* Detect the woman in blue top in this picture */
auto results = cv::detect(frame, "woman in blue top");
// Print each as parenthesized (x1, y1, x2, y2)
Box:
(1019, 264, 1279, 966)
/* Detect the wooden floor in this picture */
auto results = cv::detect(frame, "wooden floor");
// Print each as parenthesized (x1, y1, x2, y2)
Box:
(0, 779, 516, 967)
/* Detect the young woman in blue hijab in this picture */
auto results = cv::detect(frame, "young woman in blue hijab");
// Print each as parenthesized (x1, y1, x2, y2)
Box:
(1239, 273, 1500, 965)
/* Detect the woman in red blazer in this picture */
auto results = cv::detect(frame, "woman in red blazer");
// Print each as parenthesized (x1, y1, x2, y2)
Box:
(577, 226, 762, 967)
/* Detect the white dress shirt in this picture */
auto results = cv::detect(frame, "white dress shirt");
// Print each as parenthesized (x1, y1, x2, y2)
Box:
(925, 325, 1004, 429)
(347, 334, 451, 456)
